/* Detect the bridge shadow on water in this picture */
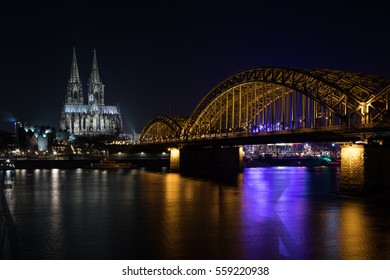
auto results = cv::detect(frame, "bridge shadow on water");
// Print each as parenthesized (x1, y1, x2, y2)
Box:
(142, 166, 242, 188)
(180, 170, 242, 187)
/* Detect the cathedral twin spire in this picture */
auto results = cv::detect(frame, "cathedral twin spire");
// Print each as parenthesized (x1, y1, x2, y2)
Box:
(66, 48, 105, 106)
(61, 48, 122, 136)
(66, 47, 83, 104)
(88, 49, 105, 105)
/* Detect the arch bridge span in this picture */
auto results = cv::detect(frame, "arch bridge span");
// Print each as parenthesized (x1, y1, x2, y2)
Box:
(139, 67, 390, 144)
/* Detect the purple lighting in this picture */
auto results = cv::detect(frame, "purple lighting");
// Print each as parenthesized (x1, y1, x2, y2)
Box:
(239, 167, 312, 259)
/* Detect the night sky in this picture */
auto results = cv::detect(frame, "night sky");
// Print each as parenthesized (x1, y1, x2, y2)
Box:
(1, 1, 390, 133)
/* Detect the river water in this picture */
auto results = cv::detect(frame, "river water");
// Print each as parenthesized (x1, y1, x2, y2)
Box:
(1, 167, 389, 260)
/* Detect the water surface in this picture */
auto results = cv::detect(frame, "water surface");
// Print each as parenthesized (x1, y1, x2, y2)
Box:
(1, 167, 389, 259)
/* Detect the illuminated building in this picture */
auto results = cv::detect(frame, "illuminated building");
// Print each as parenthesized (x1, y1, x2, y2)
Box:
(60, 48, 122, 136)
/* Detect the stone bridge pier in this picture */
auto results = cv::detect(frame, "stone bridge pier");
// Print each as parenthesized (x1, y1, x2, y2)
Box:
(340, 144, 390, 193)
(169, 143, 390, 193)
(169, 146, 244, 172)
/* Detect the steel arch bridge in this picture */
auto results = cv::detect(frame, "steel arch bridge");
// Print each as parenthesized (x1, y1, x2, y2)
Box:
(139, 67, 390, 143)
(140, 115, 188, 142)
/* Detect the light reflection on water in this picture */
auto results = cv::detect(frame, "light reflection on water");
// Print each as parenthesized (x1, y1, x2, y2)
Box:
(1, 167, 389, 260)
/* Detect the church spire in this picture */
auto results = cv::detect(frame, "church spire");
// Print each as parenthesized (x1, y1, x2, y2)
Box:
(66, 47, 83, 104)
(70, 47, 81, 83)
(91, 49, 100, 83)
(88, 48, 105, 105)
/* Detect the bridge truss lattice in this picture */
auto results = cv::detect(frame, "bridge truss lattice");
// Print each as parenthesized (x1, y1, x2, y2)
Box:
(140, 67, 390, 143)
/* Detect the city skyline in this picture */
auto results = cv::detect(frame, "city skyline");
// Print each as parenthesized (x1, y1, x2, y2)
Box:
(1, 1, 390, 133)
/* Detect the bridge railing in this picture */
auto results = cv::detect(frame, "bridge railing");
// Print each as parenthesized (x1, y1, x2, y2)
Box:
(185, 125, 349, 140)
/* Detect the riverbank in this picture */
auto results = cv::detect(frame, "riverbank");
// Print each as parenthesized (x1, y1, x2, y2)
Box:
(11, 158, 170, 169)
(9, 157, 338, 169)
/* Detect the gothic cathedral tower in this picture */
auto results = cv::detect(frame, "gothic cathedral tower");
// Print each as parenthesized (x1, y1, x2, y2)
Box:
(88, 49, 105, 105)
(66, 48, 83, 104)
(60, 48, 123, 136)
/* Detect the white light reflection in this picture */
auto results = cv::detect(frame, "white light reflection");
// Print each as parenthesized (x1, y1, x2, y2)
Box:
(1, 169, 18, 257)
(49, 169, 65, 256)
(51, 169, 60, 208)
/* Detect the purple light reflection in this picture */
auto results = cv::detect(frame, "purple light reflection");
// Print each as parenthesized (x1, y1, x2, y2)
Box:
(240, 167, 312, 259)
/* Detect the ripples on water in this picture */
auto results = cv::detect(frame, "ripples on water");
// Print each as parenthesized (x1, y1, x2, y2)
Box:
(1, 167, 389, 260)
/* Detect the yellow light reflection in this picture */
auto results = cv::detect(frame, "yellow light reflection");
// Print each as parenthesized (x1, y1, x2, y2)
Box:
(340, 203, 370, 259)
(161, 173, 183, 258)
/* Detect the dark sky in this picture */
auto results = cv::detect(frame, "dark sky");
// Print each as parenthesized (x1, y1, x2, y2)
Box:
(1, 0, 390, 133)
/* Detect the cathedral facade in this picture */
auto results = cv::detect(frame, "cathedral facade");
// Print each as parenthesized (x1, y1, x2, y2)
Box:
(60, 49, 122, 136)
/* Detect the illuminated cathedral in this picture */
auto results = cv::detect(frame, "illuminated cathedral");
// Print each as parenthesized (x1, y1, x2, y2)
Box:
(60, 48, 122, 136)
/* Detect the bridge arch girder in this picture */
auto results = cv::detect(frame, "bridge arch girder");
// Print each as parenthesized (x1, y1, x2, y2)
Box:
(183, 67, 390, 137)
(139, 115, 187, 143)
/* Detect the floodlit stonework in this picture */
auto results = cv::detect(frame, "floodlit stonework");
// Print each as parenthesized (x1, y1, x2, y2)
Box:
(60, 48, 122, 136)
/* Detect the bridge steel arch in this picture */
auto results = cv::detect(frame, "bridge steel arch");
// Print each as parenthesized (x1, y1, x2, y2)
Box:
(183, 67, 390, 139)
(139, 67, 390, 143)
(139, 115, 187, 143)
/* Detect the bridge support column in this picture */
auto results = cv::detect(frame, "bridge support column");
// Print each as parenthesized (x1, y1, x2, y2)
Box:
(340, 144, 390, 193)
(169, 147, 180, 172)
(176, 146, 243, 172)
